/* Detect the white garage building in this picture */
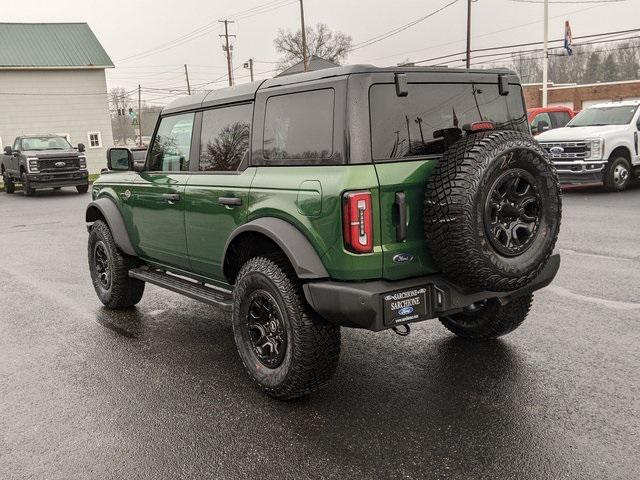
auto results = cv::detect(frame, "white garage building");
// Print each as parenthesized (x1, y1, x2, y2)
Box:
(0, 23, 114, 173)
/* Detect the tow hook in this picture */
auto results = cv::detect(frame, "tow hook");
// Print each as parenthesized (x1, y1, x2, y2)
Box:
(392, 324, 411, 336)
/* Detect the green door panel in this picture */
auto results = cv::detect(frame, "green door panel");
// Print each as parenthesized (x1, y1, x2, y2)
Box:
(184, 168, 257, 279)
(93, 172, 138, 236)
(374, 159, 439, 280)
(249, 165, 383, 281)
(129, 172, 191, 269)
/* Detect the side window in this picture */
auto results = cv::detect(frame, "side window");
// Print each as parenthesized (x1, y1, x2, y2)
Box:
(549, 111, 571, 128)
(13, 138, 20, 151)
(531, 112, 552, 133)
(199, 104, 252, 172)
(148, 113, 195, 172)
(263, 89, 334, 163)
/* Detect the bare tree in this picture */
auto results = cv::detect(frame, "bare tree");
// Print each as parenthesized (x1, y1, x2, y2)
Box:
(274, 23, 352, 71)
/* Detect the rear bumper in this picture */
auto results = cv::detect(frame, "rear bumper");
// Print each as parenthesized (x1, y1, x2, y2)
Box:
(303, 254, 561, 331)
(26, 170, 88, 188)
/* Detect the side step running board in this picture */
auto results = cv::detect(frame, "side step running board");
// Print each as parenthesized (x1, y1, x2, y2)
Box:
(129, 267, 233, 311)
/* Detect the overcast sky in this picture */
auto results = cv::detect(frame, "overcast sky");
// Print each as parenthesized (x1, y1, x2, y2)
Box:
(4, 0, 639, 104)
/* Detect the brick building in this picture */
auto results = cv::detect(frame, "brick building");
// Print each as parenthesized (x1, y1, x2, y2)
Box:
(523, 79, 640, 111)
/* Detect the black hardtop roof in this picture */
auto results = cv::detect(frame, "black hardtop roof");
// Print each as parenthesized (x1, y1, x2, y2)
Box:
(162, 64, 518, 115)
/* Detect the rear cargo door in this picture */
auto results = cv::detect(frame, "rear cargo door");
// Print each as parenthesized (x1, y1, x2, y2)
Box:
(370, 80, 527, 280)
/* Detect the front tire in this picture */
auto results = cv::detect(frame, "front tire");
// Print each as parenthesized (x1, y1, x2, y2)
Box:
(232, 255, 341, 400)
(76, 184, 89, 194)
(21, 172, 35, 197)
(603, 156, 631, 192)
(3, 171, 15, 194)
(88, 220, 145, 308)
(440, 293, 533, 340)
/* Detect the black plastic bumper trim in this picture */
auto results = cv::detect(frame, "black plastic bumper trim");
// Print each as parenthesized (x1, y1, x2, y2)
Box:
(303, 254, 561, 331)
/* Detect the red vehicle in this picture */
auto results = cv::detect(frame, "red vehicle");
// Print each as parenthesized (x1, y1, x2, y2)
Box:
(528, 106, 576, 135)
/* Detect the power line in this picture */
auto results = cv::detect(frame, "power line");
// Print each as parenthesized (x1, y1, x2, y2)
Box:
(348, 0, 460, 52)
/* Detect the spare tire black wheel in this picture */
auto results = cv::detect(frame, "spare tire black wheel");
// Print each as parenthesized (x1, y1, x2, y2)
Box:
(424, 130, 561, 292)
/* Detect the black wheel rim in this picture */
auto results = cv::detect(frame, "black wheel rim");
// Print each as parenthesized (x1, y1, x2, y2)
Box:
(93, 241, 111, 289)
(484, 168, 542, 257)
(245, 290, 287, 369)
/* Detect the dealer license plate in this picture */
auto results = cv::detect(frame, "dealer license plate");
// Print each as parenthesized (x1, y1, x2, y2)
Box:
(383, 287, 429, 326)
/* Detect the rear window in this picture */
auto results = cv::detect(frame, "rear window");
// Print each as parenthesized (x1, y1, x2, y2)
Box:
(263, 89, 334, 164)
(369, 83, 527, 161)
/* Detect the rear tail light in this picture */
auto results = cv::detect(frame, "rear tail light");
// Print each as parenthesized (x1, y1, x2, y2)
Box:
(463, 121, 496, 132)
(343, 191, 373, 254)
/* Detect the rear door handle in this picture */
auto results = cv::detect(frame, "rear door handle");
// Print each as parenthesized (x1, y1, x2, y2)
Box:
(161, 193, 181, 203)
(218, 197, 242, 206)
(395, 192, 407, 242)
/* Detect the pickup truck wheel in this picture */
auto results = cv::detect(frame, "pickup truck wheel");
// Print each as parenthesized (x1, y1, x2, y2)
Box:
(76, 185, 89, 194)
(232, 255, 341, 400)
(424, 130, 562, 292)
(21, 172, 35, 197)
(603, 157, 631, 192)
(440, 293, 533, 340)
(3, 172, 15, 194)
(88, 220, 145, 309)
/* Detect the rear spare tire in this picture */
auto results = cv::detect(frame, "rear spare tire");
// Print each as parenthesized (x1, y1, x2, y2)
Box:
(424, 130, 561, 292)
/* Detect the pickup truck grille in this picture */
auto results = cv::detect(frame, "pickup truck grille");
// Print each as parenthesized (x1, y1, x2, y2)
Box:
(538, 141, 588, 160)
(38, 157, 80, 172)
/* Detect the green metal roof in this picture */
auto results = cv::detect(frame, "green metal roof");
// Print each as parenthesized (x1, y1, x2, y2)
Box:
(0, 23, 114, 68)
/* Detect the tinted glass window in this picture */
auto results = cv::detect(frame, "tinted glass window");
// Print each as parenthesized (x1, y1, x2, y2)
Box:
(369, 83, 527, 160)
(531, 112, 552, 133)
(200, 104, 252, 171)
(263, 89, 334, 162)
(549, 111, 571, 128)
(148, 113, 195, 171)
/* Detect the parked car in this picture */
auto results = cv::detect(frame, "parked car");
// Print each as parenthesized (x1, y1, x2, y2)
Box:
(85, 65, 562, 399)
(1, 134, 89, 195)
(537, 100, 640, 191)
(528, 106, 576, 135)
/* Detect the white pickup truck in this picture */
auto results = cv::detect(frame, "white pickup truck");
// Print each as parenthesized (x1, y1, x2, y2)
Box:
(536, 100, 640, 191)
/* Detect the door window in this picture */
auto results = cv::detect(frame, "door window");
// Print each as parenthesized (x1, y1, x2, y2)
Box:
(531, 112, 552, 133)
(263, 89, 334, 164)
(148, 113, 195, 171)
(199, 104, 252, 172)
(548, 111, 571, 128)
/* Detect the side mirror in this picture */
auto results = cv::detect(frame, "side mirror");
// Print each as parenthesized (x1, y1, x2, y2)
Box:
(106, 147, 133, 171)
(3, 146, 12, 155)
(537, 120, 550, 132)
(78, 143, 86, 153)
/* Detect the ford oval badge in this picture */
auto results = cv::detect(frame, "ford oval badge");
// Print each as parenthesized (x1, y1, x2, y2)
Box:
(393, 253, 414, 263)
(398, 306, 414, 316)
(549, 146, 564, 155)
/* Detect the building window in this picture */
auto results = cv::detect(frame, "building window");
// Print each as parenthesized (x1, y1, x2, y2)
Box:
(88, 132, 102, 148)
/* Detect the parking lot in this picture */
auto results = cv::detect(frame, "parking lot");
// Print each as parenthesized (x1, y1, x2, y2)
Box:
(1, 185, 639, 479)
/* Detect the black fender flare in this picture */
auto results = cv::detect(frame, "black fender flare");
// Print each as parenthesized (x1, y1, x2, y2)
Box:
(223, 217, 329, 280)
(85, 198, 136, 256)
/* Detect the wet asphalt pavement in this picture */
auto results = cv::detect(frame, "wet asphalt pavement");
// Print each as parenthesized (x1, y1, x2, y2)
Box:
(1, 185, 639, 480)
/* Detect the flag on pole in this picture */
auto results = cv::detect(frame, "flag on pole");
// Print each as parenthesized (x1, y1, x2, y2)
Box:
(564, 21, 573, 56)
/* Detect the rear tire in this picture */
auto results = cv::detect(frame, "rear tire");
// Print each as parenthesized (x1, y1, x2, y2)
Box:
(603, 156, 631, 192)
(440, 293, 533, 340)
(76, 184, 89, 194)
(88, 220, 145, 308)
(21, 172, 35, 197)
(232, 255, 341, 400)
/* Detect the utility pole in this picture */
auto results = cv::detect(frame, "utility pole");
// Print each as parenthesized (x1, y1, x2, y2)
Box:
(542, 0, 549, 107)
(299, 0, 309, 72)
(466, 0, 472, 68)
(219, 19, 236, 86)
(244, 58, 254, 82)
(184, 64, 191, 95)
(137, 84, 143, 147)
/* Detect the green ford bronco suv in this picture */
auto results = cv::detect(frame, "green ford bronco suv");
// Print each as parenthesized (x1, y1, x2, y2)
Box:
(86, 65, 562, 399)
